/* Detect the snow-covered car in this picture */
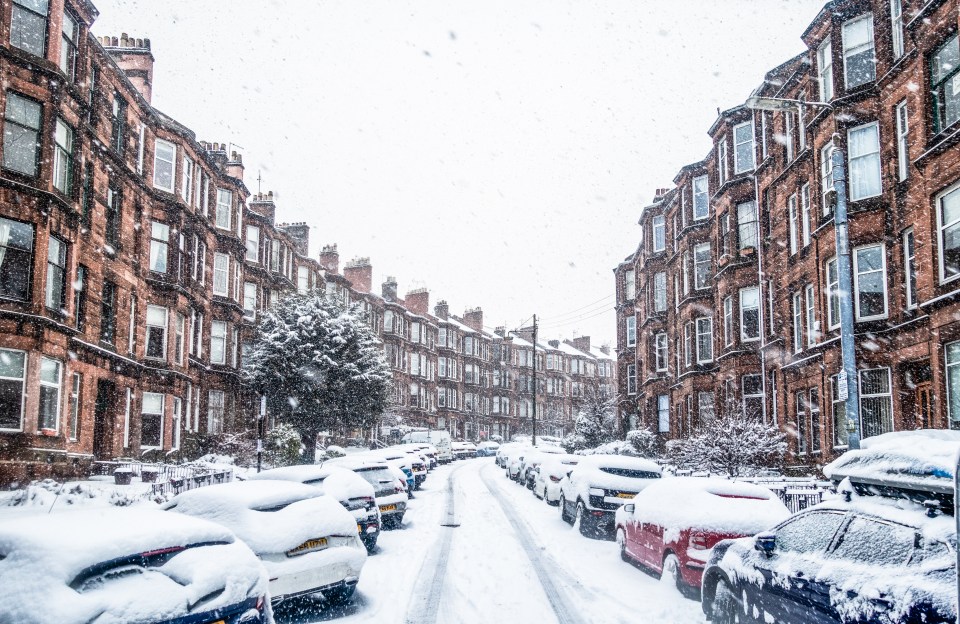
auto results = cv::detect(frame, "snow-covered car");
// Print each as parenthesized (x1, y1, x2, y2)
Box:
(495, 442, 524, 468)
(616, 478, 789, 593)
(401, 430, 453, 464)
(559, 455, 662, 538)
(398, 443, 439, 469)
(518, 446, 565, 489)
(702, 430, 960, 624)
(533, 454, 580, 504)
(249, 465, 381, 553)
(476, 441, 500, 457)
(394, 447, 430, 487)
(504, 445, 533, 480)
(330, 458, 409, 529)
(0, 507, 270, 624)
(371, 448, 426, 489)
(165, 480, 366, 608)
(451, 441, 476, 460)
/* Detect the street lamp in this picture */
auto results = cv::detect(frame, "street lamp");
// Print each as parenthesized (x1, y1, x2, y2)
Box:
(745, 95, 861, 450)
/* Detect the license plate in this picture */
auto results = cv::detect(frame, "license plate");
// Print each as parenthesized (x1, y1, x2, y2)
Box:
(380, 504, 397, 512)
(617, 492, 635, 499)
(286, 537, 328, 557)
(357, 524, 362, 533)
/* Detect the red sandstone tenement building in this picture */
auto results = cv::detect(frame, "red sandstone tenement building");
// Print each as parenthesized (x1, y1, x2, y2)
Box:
(0, 0, 614, 482)
(615, 0, 960, 468)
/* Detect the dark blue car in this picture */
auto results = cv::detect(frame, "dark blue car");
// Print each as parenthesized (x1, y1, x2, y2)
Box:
(701, 497, 955, 624)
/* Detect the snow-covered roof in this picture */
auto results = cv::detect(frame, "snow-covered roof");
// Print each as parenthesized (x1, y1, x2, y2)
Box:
(556, 341, 595, 359)
(509, 334, 534, 349)
(589, 346, 614, 361)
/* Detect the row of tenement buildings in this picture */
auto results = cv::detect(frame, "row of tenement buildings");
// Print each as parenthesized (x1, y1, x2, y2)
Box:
(615, 0, 960, 467)
(0, 0, 614, 482)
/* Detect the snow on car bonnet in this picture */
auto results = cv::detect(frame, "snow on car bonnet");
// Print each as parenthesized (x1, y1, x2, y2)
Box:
(824, 429, 960, 495)
(630, 477, 789, 534)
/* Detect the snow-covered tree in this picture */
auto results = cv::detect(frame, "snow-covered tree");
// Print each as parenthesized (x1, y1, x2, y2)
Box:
(625, 426, 660, 458)
(243, 293, 392, 463)
(264, 423, 302, 467)
(563, 382, 616, 451)
(667, 404, 786, 477)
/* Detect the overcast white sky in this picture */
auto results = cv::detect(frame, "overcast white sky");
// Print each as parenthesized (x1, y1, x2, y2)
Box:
(93, 0, 824, 347)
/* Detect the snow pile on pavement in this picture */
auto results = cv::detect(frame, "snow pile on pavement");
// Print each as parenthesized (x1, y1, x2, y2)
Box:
(629, 477, 789, 534)
(0, 478, 159, 512)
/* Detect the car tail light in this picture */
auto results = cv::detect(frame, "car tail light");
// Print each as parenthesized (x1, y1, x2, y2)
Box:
(690, 531, 710, 550)
(549, 475, 561, 482)
(256, 595, 265, 611)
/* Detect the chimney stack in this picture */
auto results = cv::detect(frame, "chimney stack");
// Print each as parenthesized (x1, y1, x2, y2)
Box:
(463, 307, 484, 332)
(344, 257, 373, 294)
(406, 288, 430, 315)
(278, 222, 310, 256)
(434, 300, 449, 320)
(318, 244, 339, 274)
(571, 336, 592, 353)
(102, 34, 154, 103)
(249, 191, 276, 225)
(382, 277, 398, 302)
(227, 151, 244, 182)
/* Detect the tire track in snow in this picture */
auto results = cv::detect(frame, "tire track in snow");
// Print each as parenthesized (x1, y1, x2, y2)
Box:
(478, 463, 590, 624)
(403, 461, 467, 624)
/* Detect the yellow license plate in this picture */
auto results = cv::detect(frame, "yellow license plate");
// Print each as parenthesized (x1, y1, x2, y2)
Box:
(357, 524, 362, 533)
(617, 492, 635, 499)
(380, 504, 397, 512)
(208, 620, 226, 624)
(286, 537, 328, 557)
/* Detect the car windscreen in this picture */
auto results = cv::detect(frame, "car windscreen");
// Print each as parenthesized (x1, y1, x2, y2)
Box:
(70, 541, 230, 591)
(599, 467, 660, 479)
(354, 467, 396, 488)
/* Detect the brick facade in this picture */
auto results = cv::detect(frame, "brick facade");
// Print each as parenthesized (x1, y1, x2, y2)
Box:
(616, 0, 960, 468)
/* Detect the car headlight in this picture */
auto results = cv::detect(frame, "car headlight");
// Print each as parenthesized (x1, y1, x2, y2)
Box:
(588, 487, 605, 496)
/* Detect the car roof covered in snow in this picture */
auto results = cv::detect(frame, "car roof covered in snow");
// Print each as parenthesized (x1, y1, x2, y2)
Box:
(824, 429, 960, 495)
(576, 454, 662, 473)
(248, 464, 375, 500)
(626, 477, 789, 534)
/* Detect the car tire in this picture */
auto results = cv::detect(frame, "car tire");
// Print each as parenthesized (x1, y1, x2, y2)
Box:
(616, 528, 630, 562)
(559, 494, 572, 524)
(575, 501, 593, 537)
(661, 553, 682, 591)
(362, 534, 378, 554)
(711, 579, 742, 624)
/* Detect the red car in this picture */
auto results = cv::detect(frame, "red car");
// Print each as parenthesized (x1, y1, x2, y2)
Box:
(614, 477, 789, 593)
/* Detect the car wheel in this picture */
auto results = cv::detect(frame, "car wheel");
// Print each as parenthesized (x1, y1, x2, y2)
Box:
(616, 528, 629, 562)
(711, 579, 742, 624)
(559, 494, 572, 524)
(575, 501, 593, 537)
(362, 534, 378, 554)
(661, 553, 682, 591)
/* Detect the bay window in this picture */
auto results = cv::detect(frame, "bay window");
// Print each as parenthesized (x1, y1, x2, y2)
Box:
(53, 119, 74, 194)
(848, 123, 881, 200)
(740, 287, 760, 341)
(853, 244, 887, 320)
(932, 34, 960, 133)
(216, 189, 233, 230)
(38, 356, 62, 432)
(3, 92, 42, 176)
(153, 139, 176, 192)
(210, 320, 227, 365)
(693, 175, 709, 220)
(149, 222, 169, 273)
(842, 14, 876, 88)
(11, 0, 48, 57)
(0, 349, 26, 430)
(141, 392, 164, 448)
(733, 121, 755, 173)
(44, 236, 66, 311)
(696, 317, 713, 363)
(145, 305, 168, 360)
(693, 243, 711, 289)
(938, 183, 960, 283)
(817, 38, 833, 101)
(213, 253, 229, 296)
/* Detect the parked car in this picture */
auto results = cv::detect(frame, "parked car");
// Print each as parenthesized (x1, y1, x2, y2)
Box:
(476, 441, 500, 457)
(518, 446, 565, 489)
(402, 430, 453, 464)
(452, 441, 476, 460)
(371, 449, 426, 489)
(398, 442, 438, 469)
(165, 480, 367, 608)
(702, 430, 960, 624)
(496, 442, 525, 469)
(504, 445, 533, 480)
(533, 454, 580, 504)
(249, 464, 381, 553)
(330, 457, 409, 529)
(616, 478, 789, 593)
(559, 455, 662, 538)
(0, 507, 270, 624)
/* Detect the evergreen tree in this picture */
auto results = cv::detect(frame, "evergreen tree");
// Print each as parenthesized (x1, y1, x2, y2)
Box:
(243, 293, 392, 462)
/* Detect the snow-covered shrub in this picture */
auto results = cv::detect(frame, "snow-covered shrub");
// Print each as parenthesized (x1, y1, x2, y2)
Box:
(324, 444, 346, 458)
(625, 427, 660, 458)
(264, 423, 302, 467)
(667, 410, 786, 477)
(561, 432, 588, 453)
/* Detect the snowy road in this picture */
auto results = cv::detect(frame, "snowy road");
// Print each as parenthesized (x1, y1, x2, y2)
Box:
(297, 458, 705, 624)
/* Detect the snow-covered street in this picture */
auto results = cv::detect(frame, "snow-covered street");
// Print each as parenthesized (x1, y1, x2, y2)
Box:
(312, 458, 703, 624)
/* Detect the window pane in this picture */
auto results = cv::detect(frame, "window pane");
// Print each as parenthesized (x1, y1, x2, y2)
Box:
(3, 93, 42, 176)
(775, 512, 844, 553)
(10, 1, 49, 57)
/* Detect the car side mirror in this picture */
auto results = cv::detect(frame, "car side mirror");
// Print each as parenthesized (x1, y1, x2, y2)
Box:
(566, 470, 573, 478)
(754, 532, 776, 556)
(623, 504, 635, 514)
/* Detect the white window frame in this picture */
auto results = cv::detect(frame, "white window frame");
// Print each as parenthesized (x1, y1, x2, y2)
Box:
(821, 141, 835, 215)
(904, 227, 917, 309)
(245, 225, 260, 263)
(652, 215, 666, 252)
(792, 292, 803, 353)
(654, 332, 668, 372)
(890, 0, 904, 59)
(740, 286, 760, 342)
(818, 38, 834, 101)
(938, 182, 960, 285)
(946, 341, 960, 426)
(208, 389, 224, 433)
(215, 189, 233, 230)
(140, 391, 164, 450)
(733, 121, 755, 174)
(145, 304, 168, 361)
(788, 193, 799, 255)
(853, 243, 888, 321)
(842, 13, 876, 89)
(723, 295, 733, 346)
(801, 184, 811, 247)
(213, 253, 230, 297)
(848, 122, 882, 201)
(717, 138, 728, 186)
(38, 356, 62, 433)
(210, 320, 227, 365)
(826, 257, 841, 329)
(181, 155, 194, 204)
(896, 100, 909, 182)
(657, 395, 669, 433)
(626, 364, 637, 395)
(693, 243, 711, 290)
(805, 284, 818, 346)
(152, 139, 176, 193)
(696, 317, 713, 364)
(654, 271, 667, 312)
(626, 315, 636, 347)
(693, 175, 709, 220)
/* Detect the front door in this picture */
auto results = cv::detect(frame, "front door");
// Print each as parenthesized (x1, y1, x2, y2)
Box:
(93, 379, 115, 460)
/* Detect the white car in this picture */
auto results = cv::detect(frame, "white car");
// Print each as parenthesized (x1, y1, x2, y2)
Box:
(397, 442, 438, 469)
(0, 507, 269, 624)
(559, 454, 662, 538)
(165, 480, 366, 608)
(533, 454, 580, 504)
(249, 465, 381, 552)
(402, 430, 453, 464)
(328, 458, 409, 529)
(504, 445, 533, 480)
(495, 442, 524, 468)
(518, 446, 566, 489)
(368, 449, 427, 489)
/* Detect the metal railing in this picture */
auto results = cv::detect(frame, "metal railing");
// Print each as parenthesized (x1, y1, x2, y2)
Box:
(92, 460, 234, 497)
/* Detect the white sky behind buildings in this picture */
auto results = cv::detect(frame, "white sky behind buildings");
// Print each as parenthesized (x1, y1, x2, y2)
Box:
(93, 0, 824, 346)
